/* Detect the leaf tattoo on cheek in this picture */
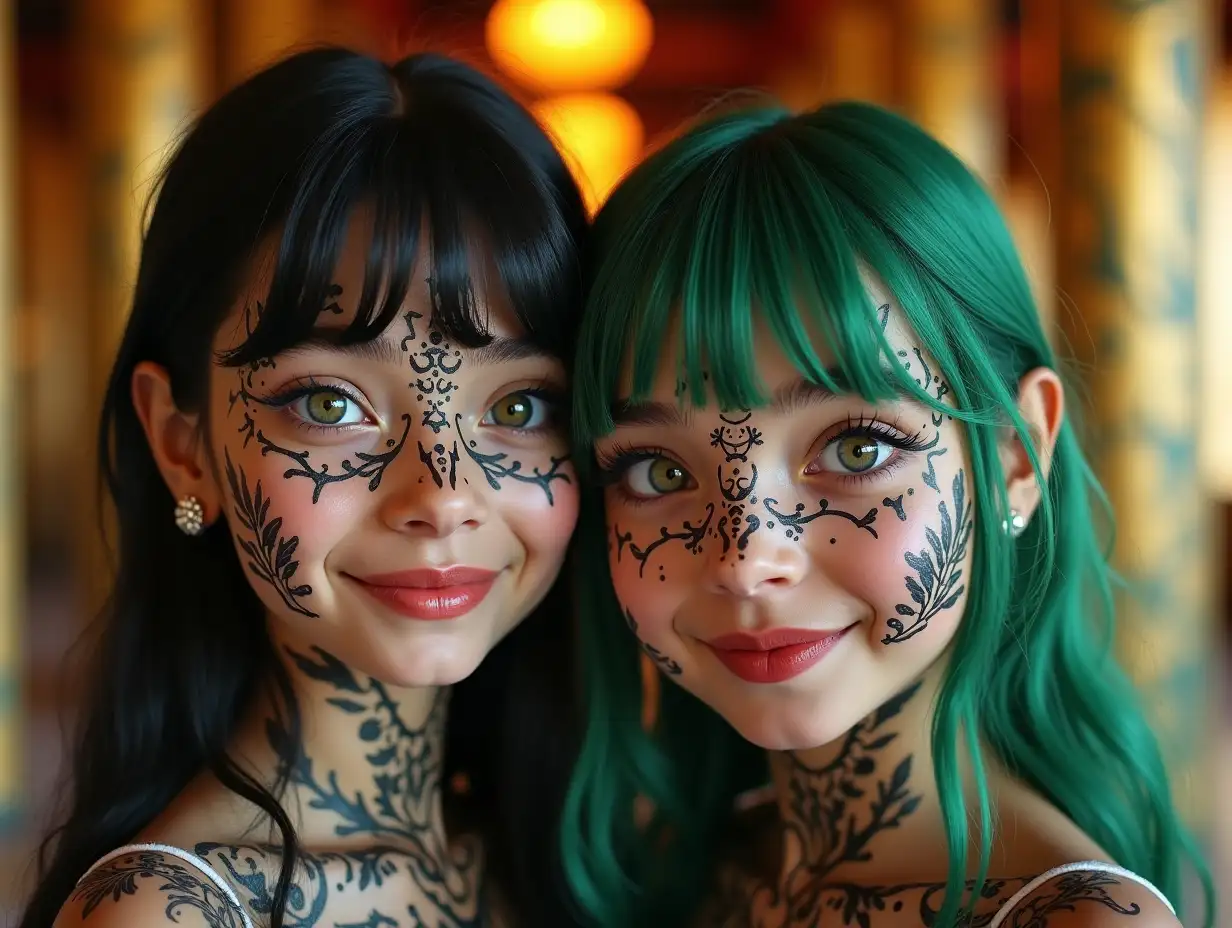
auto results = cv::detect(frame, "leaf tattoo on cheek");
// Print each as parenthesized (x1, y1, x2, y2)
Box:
(882, 469, 971, 644)
(225, 449, 316, 618)
(624, 608, 682, 676)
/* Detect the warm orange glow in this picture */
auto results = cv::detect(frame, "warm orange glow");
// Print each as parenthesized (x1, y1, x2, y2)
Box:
(532, 92, 644, 214)
(486, 0, 653, 93)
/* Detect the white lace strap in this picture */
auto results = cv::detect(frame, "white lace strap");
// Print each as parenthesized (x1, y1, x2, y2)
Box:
(989, 860, 1175, 927)
(78, 843, 255, 928)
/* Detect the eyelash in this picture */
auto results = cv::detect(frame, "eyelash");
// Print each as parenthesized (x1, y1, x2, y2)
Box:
(256, 379, 566, 437)
(483, 385, 565, 436)
(594, 416, 930, 502)
(594, 444, 678, 508)
(256, 377, 373, 434)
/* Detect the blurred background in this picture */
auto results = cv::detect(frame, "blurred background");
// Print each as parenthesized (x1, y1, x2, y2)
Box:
(0, 0, 1228, 922)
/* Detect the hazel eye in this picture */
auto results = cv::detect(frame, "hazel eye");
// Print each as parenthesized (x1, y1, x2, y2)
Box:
(814, 436, 895, 475)
(292, 390, 366, 427)
(625, 457, 694, 498)
(483, 391, 553, 430)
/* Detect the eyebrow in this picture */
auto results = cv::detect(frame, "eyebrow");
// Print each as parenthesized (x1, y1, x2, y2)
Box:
(276, 330, 557, 368)
(610, 369, 918, 428)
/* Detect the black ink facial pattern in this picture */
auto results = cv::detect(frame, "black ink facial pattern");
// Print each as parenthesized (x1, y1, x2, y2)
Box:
(255, 646, 484, 927)
(713, 408, 764, 563)
(404, 298, 462, 437)
(228, 288, 412, 503)
(613, 505, 715, 578)
(883, 494, 908, 521)
(456, 413, 571, 504)
(624, 608, 682, 676)
(255, 419, 412, 505)
(71, 851, 248, 927)
(883, 469, 972, 645)
(402, 288, 571, 505)
(226, 450, 316, 618)
(763, 496, 879, 541)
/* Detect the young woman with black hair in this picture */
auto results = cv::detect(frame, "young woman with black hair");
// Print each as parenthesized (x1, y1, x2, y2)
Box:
(19, 47, 587, 928)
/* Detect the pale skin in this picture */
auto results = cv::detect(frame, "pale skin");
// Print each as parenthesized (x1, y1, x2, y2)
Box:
(596, 281, 1180, 928)
(55, 220, 579, 928)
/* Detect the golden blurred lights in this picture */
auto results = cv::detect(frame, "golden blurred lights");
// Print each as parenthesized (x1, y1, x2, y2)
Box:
(485, 0, 653, 93)
(532, 93, 644, 213)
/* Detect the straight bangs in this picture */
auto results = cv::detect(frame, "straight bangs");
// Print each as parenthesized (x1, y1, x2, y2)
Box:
(575, 108, 952, 457)
(223, 59, 581, 370)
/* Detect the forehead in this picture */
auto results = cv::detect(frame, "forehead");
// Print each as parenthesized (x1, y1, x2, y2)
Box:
(215, 213, 522, 354)
(619, 274, 921, 400)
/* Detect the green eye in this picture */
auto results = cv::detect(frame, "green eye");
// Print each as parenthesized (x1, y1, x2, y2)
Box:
(625, 456, 694, 498)
(305, 391, 350, 425)
(835, 437, 881, 473)
(484, 392, 551, 430)
(490, 393, 533, 427)
(648, 458, 689, 493)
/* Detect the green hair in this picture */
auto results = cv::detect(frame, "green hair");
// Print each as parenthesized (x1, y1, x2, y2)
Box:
(558, 100, 1214, 928)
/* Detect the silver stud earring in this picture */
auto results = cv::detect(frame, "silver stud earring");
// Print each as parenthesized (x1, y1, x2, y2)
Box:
(1002, 509, 1027, 538)
(174, 495, 206, 536)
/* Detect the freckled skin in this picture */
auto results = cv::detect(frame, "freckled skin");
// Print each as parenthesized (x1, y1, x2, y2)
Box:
(598, 284, 973, 752)
(211, 228, 579, 689)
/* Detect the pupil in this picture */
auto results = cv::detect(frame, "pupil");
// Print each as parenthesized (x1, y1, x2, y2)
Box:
(842, 438, 878, 471)
(310, 393, 346, 422)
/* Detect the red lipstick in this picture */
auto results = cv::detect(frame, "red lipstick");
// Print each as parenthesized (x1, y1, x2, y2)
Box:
(706, 625, 853, 684)
(354, 567, 498, 620)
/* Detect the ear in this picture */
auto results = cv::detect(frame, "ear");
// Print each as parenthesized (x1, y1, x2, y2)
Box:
(131, 361, 222, 527)
(1000, 366, 1065, 527)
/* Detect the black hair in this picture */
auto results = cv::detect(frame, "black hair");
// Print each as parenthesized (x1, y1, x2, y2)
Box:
(19, 48, 586, 928)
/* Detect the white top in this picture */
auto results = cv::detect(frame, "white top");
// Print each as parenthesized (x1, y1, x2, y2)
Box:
(77, 843, 255, 928)
(78, 845, 1173, 928)
(989, 859, 1174, 926)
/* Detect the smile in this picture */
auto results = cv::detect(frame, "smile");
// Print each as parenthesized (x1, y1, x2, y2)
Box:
(704, 624, 855, 684)
(351, 567, 499, 621)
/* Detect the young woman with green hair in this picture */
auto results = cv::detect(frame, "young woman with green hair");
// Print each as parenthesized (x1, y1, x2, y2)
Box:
(559, 100, 1215, 928)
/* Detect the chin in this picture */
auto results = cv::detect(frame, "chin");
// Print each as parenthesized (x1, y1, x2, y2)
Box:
(365, 642, 487, 688)
(722, 699, 866, 753)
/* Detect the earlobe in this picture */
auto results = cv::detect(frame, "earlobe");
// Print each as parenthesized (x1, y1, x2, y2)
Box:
(131, 361, 221, 530)
(1003, 366, 1065, 526)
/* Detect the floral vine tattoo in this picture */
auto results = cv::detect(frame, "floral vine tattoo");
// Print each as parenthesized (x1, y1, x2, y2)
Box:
(454, 413, 571, 504)
(624, 608, 683, 676)
(1005, 873, 1143, 926)
(612, 504, 716, 579)
(260, 647, 485, 926)
(763, 497, 879, 541)
(225, 449, 316, 618)
(883, 470, 972, 645)
(71, 851, 249, 927)
(255, 418, 412, 504)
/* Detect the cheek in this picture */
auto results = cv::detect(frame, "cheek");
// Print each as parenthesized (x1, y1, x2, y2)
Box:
(496, 465, 579, 568)
(217, 433, 360, 607)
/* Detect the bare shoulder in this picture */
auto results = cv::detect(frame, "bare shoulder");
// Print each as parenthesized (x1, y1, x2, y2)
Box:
(53, 849, 248, 928)
(1003, 868, 1179, 928)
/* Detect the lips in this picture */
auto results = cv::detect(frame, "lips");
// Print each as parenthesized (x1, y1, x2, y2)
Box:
(353, 567, 499, 620)
(705, 625, 853, 684)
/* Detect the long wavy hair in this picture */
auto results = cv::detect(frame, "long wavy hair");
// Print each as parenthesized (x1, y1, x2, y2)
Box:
(20, 48, 587, 928)
(559, 101, 1214, 927)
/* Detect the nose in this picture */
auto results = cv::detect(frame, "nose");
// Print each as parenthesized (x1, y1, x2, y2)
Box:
(706, 507, 807, 598)
(378, 441, 489, 536)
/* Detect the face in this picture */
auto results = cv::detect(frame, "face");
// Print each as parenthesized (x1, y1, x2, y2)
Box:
(205, 222, 578, 687)
(596, 283, 975, 750)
